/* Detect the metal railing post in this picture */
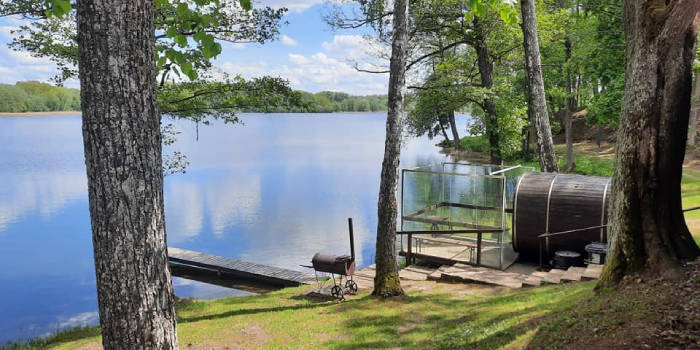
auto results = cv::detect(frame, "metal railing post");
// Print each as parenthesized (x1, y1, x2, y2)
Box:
(539, 238, 543, 270)
(407, 233, 412, 266)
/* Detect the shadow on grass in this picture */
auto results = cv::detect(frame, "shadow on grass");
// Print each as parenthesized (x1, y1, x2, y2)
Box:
(324, 283, 595, 350)
(178, 299, 339, 323)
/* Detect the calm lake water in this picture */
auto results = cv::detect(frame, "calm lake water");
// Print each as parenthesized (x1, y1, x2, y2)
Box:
(0, 112, 464, 343)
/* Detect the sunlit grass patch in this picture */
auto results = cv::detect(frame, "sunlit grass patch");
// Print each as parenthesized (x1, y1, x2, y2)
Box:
(17, 282, 596, 350)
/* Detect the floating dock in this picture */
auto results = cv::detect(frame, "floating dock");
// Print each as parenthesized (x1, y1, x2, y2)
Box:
(168, 247, 316, 288)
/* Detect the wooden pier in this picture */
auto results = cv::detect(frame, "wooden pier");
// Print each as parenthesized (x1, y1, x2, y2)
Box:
(168, 247, 316, 288)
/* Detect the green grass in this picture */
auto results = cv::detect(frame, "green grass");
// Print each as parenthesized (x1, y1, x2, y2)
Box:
(4, 283, 597, 350)
(0, 327, 100, 350)
(458, 135, 491, 153)
(516, 153, 614, 177)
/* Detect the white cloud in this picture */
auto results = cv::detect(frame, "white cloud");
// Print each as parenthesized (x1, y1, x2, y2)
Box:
(321, 35, 374, 61)
(218, 34, 389, 94)
(229, 43, 246, 50)
(281, 34, 298, 47)
(7, 49, 53, 65)
(0, 47, 65, 84)
(288, 53, 309, 65)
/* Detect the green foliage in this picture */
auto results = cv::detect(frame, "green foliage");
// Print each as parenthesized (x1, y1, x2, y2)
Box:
(283, 91, 387, 113)
(4, 0, 285, 84)
(516, 152, 614, 177)
(0, 81, 80, 113)
(459, 135, 491, 153)
(465, 0, 518, 24)
(158, 75, 306, 120)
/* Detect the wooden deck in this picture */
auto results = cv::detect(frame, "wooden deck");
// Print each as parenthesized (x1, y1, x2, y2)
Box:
(168, 247, 316, 288)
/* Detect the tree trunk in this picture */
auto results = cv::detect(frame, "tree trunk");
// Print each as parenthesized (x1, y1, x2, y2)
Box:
(438, 114, 451, 143)
(598, 0, 700, 288)
(77, 0, 179, 348)
(372, 0, 408, 297)
(448, 110, 461, 149)
(688, 73, 700, 146)
(474, 18, 501, 165)
(563, 110, 574, 171)
(564, 38, 575, 172)
(520, 0, 559, 172)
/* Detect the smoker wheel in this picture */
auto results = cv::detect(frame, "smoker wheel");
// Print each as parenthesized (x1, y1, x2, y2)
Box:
(331, 285, 344, 300)
(345, 280, 358, 294)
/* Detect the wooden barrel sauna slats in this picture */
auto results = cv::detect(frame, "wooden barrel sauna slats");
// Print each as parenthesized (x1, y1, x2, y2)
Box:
(513, 172, 610, 262)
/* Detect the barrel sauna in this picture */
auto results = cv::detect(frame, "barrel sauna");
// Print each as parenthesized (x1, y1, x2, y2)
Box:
(513, 172, 610, 262)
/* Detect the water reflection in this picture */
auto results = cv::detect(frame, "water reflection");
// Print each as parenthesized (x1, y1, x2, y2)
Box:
(0, 113, 463, 343)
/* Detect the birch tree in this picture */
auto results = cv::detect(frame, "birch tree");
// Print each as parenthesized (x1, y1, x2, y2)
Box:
(373, 0, 409, 297)
(520, 0, 558, 172)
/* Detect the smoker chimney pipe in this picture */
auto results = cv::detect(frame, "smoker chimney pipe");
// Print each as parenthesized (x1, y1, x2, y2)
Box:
(348, 217, 355, 261)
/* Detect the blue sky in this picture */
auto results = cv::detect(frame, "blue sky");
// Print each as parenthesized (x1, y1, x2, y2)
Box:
(0, 0, 390, 95)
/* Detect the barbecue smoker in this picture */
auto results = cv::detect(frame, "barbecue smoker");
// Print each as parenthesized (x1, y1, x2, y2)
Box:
(307, 218, 358, 300)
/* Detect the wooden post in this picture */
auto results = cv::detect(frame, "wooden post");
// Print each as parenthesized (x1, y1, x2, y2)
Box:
(476, 231, 482, 266)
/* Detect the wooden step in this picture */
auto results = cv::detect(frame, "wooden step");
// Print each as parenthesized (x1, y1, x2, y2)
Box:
(515, 274, 543, 287)
(560, 267, 586, 282)
(582, 264, 604, 280)
(399, 266, 436, 281)
(439, 264, 525, 289)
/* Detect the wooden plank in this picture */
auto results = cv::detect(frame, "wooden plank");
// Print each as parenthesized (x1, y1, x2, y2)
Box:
(402, 215, 503, 231)
(414, 236, 478, 248)
(403, 202, 442, 217)
(168, 247, 316, 287)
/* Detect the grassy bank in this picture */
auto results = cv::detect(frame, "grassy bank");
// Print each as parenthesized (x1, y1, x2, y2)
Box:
(5, 282, 596, 349)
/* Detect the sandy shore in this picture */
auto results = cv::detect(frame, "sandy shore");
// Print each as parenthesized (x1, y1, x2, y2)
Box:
(0, 111, 81, 117)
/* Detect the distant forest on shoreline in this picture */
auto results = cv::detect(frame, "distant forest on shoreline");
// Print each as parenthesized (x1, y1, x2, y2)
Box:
(0, 81, 388, 114)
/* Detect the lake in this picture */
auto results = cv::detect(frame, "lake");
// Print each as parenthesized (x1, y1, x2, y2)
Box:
(0, 112, 464, 343)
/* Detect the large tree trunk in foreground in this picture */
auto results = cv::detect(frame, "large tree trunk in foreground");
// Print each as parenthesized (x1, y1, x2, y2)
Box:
(598, 0, 700, 287)
(373, 0, 408, 297)
(474, 18, 501, 165)
(77, 0, 179, 347)
(520, 0, 559, 172)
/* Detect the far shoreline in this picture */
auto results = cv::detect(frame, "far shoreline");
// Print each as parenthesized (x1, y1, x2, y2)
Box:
(0, 111, 81, 117)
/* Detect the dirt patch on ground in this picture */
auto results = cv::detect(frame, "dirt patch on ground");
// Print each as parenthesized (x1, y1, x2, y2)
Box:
(526, 259, 700, 349)
(73, 342, 102, 350)
(186, 324, 272, 350)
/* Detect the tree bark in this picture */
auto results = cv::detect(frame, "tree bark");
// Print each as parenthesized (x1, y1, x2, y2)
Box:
(448, 110, 461, 149)
(598, 0, 700, 287)
(372, 0, 408, 297)
(77, 0, 179, 347)
(564, 38, 575, 172)
(688, 73, 700, 146)
(520, 0, 559, 172)
(438, 113, 451, 143)
(474, 18, 501, 165)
